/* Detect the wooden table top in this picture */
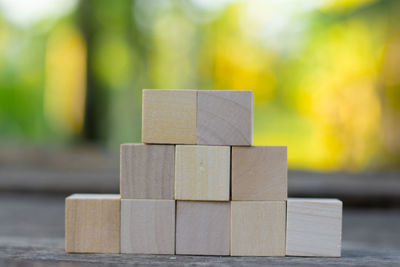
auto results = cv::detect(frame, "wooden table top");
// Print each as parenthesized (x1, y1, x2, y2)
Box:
(0, 193, 399, 266)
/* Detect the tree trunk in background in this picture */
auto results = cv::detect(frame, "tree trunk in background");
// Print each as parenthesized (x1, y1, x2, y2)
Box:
(78, 0, 144, 146)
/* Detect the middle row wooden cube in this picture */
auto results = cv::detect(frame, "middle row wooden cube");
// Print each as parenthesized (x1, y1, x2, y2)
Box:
(175, 145, 230, 201)
(120, 144, 287, 201)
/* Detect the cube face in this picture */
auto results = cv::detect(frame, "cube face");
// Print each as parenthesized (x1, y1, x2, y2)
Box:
(231, 201, 286, 256)
(120, 144, 174, 199)
(176, 201, 230, 255)
(197, 90, 253, 146)
(232, 146, 287, 201)
(175, 145, 230, 201)
(286, 198, 342, 257)
(142, 89, 197, 144)
(65, 194, 121, 253)
(121, 200, 175, 254)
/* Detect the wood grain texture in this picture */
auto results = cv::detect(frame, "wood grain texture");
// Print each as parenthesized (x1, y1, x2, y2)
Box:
(197, 90, 253, 146)
(175, 145, 230, 201)
(120, 144, 174, 199)
(232, 146, 287, 201)
(286, 198, 343, 257)
(65, 194, 120, 254)
(176, 201, 230, 255)
(6, 193, 400, 266)
(231, 201, 286, 256)
(142, 89, 197, 144)
(121, 199, 175, 254)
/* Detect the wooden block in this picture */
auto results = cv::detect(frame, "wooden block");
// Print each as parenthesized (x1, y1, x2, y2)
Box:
(65, 194, 120, 253)
(232, 146, 287, 201)
(197, 90, 253, 146)
(286, 198, 342, 257)
(231, 201, 286, 256)
(120, 144, 174, 199)
(175, 145, 230, 201)
(121, 199, 175, 254)
(176, 201, 230, 255)
(142, 89, 197, 144)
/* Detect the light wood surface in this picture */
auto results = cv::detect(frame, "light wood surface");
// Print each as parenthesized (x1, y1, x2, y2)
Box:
(5, 193, 399, 265)
(142, 89, 197, 144)
(121, 199, 175, 254)
(286, 198, 342, 257)
(175, 145, 230, 201)
(120, 144, 174, 199)
(197, 90, 253, 146)
(65, 194, 121, 253)
(176, 201, 230, 255)
(231, 201, 286, 256)
(232, 146, 287, 201)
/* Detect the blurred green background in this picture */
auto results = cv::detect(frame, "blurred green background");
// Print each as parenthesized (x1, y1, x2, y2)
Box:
(0, 0, 399, 172)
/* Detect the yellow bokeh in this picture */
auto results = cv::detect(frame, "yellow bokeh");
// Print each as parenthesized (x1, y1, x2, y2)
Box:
(44, 25, 86, 136)
(297, 21, 381, 170)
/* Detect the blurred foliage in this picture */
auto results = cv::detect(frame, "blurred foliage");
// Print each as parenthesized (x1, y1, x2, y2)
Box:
(0, 0, 399, 171)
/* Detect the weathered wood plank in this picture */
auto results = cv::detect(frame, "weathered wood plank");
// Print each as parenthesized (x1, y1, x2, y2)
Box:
(1, 148, 400, 208)
(1, 193, 400, 266)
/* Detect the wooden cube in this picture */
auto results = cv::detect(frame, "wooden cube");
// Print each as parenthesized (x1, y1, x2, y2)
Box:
(232, 146, 287, 201)
(120, 144, 174, 199)
(142, 89, 197, 144)
(65, 194, 120, 253)
(175, 145, 230, 201)
(231, 201, 286, 256)
(286, 198, 342, 257)
(121, 199, 175, 254)
(176, 201, 230, 255)
(197, 90, 253, 146)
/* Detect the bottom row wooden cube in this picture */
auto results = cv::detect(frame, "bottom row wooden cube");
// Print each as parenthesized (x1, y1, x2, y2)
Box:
(176, 201, 230, 255)
(286, 198, 342, 257)
(119, 200, 285, 256)
(121, 199, 175, 254)
(231, 201, 286, 256)
(65, 195, 342, 257)
(65, 194, 121, 254)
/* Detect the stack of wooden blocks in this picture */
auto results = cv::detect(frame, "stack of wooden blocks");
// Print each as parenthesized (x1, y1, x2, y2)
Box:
(65, 89, 343, 257)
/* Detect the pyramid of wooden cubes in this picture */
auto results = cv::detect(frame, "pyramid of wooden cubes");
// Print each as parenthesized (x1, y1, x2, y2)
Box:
(65, 89, 343, 257)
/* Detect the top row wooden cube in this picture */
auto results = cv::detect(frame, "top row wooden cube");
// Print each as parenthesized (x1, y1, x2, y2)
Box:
(142, 90, 253, 146)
